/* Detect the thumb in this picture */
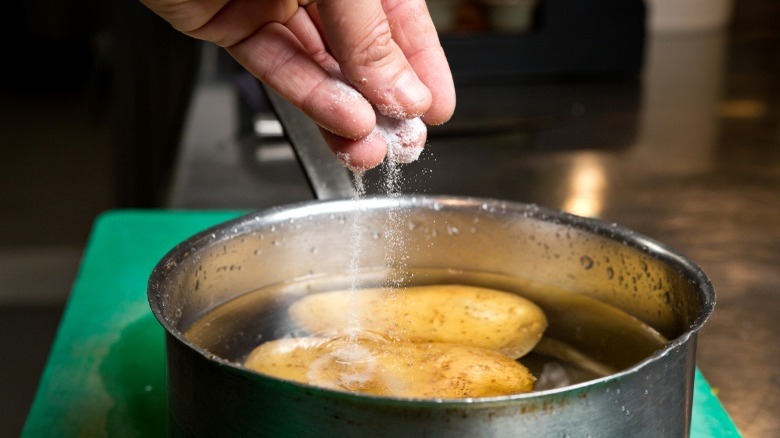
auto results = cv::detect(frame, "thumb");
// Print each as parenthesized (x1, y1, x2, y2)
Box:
(315, 0, 432, 119)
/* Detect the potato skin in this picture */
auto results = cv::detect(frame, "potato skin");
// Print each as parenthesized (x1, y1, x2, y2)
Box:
(244, 335, 535, 398)
(288, 285, 548, 358)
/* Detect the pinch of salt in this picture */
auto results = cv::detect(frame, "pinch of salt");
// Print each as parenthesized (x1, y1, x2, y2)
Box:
(375, 113, 427, 164)
(330, 78, 427, 164)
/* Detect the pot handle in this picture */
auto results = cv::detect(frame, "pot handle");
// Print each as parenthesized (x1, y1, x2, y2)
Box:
(261, 83, 357, 200)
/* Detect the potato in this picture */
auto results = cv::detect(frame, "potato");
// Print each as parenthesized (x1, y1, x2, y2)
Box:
(244, 334, 535, 398)
(288, 285, 547, 358)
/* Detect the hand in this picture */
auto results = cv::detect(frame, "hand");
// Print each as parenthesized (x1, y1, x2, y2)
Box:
(138, 0, 456, 170)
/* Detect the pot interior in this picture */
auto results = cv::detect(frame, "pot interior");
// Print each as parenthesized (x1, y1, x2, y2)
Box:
(149, 196, 714, 392)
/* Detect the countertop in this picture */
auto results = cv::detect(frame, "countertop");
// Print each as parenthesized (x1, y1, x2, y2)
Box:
(167, 24, 779, 437)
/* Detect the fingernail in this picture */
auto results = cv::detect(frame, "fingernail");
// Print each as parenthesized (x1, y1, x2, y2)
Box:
(393, 71, 429, 115)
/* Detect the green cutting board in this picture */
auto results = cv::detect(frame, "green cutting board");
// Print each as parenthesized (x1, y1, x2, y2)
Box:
(22, 210, 741, 437)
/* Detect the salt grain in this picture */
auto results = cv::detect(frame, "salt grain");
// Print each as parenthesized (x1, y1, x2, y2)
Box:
(330, 76, 426, 299)
(375, 102, 423, 120)
(331, 79, 364, 105)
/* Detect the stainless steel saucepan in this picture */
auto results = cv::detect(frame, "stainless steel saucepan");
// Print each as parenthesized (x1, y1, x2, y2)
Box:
(148, 89, 714, 437)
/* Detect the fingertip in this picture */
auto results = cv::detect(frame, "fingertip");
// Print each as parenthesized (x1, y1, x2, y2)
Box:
(419, 66, 456, 126)
(303, 78, 376, 140)
(376, 70, 433, 119)
(320, 128, 387, 171)
(406, 43, 457, 125)
(421, 90, 456, 126)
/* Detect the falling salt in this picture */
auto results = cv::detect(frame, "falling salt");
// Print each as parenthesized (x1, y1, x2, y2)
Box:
(345, 171, 368, 336)
(380, 159, 412, 290)
(330, 74, 427, 351)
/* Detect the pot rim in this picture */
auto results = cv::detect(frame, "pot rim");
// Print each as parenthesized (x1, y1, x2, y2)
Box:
(148, 194, 716, 405)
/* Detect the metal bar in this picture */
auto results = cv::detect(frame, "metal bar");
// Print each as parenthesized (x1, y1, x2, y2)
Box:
(261, 83, 356, 200)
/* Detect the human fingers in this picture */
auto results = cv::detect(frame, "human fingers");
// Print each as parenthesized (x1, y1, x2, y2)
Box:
(288, 8, 428, 171)
(315, 0, 433, 119)
(322, 112, 428, 171)
(228, 22, 376, 140)
(139, 0, 298, 47)
(285, 6, 339, 74)
(384, 0, 456, 125)
(319, 127, 388, 171)
(286, 13, 391, 171)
